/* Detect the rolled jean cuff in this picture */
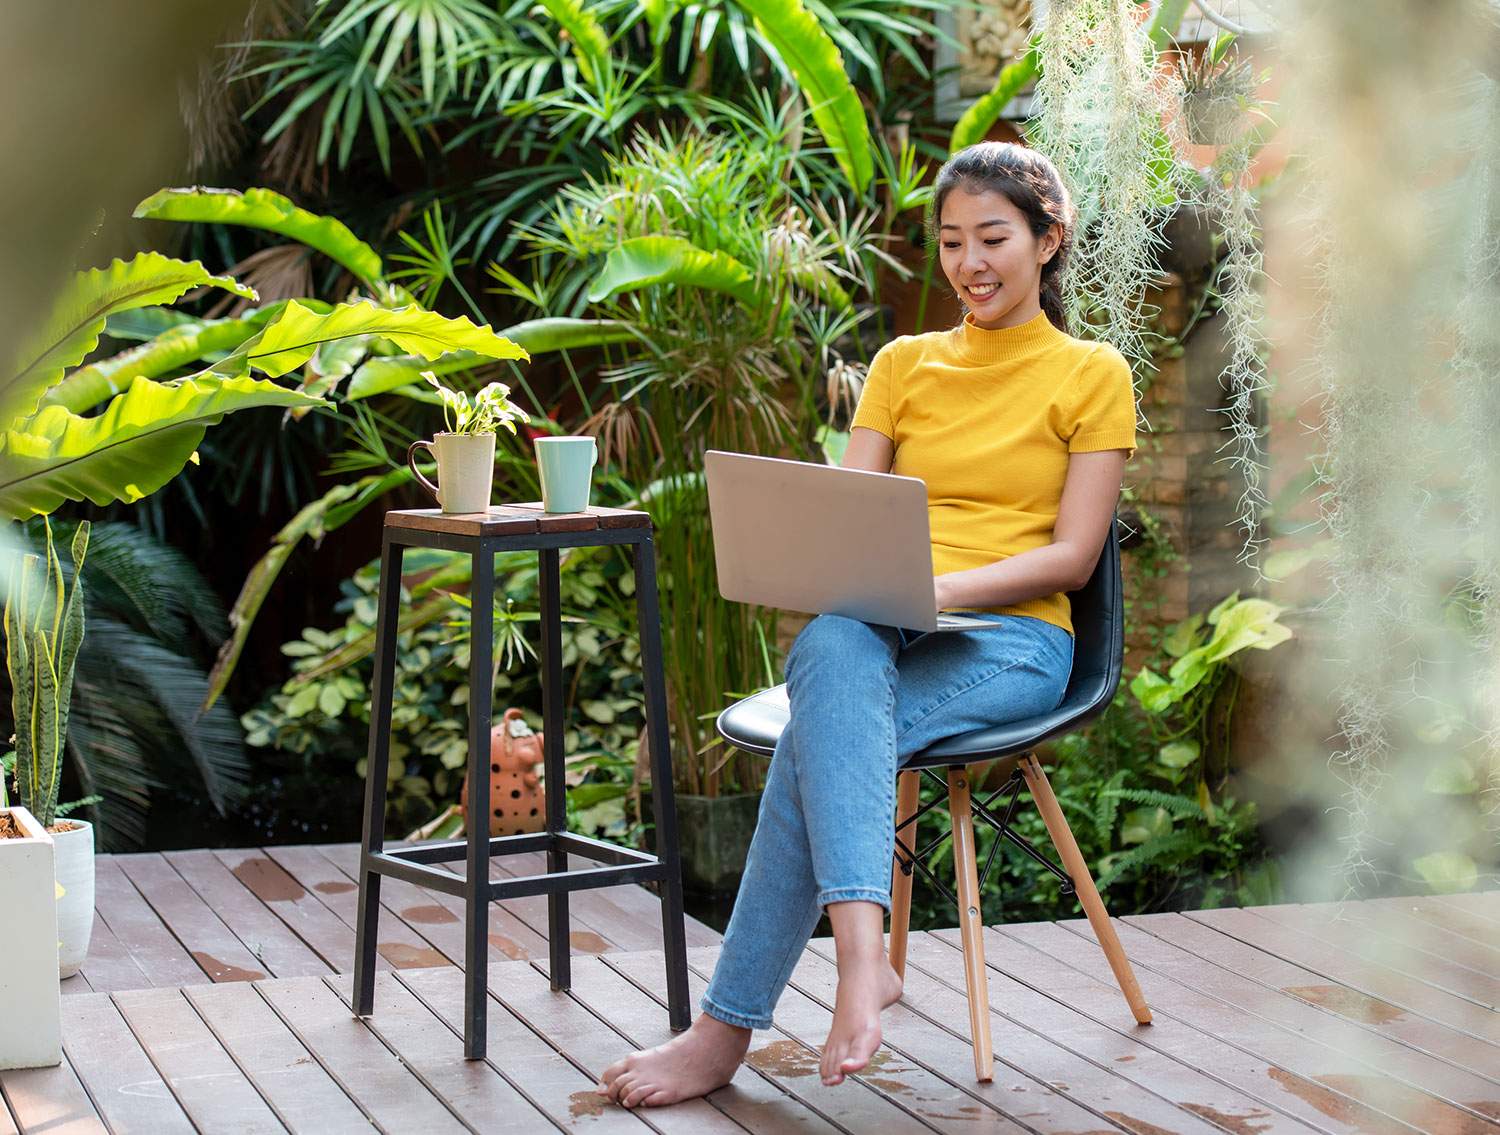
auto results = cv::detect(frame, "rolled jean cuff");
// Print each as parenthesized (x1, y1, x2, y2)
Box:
(700, 993, 772, 1032)
(818, 886, 892, 912)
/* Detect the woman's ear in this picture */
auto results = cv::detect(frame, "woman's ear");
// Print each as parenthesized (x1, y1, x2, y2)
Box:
(1038, 222, 1062, 266)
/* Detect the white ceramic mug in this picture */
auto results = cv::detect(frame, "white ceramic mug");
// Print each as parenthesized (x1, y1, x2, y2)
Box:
(407, 432, 496, 514)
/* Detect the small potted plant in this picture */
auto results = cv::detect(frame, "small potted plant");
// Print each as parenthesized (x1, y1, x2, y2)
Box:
(1177, 38, 1258, 146)
(3, 519, 93, 989)
(0, 802, 60, 1069)
(406, 371, 529, 514)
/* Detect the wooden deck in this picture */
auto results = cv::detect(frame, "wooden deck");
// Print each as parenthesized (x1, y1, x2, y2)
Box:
(53, 844, 722, 994)
(3, 849, 1498, 1133)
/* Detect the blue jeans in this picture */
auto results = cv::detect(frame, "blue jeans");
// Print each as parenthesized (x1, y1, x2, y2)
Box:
(700, 611, 1074, 1030)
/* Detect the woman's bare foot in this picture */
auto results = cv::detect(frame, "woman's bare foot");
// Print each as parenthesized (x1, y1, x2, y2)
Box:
(599, 1013, 752, 1108)
(820, 955, 903, 1085)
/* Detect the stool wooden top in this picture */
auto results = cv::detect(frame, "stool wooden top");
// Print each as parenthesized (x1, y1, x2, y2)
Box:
(385, 502, 651, 537)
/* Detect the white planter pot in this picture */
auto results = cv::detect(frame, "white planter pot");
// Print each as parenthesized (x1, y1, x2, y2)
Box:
(0, 807, 62, 1070)
(54, 819, 95, 979)
(407, 431, 497, 514)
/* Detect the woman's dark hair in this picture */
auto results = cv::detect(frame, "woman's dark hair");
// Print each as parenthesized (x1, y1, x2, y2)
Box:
(928, 142, 1077, 334)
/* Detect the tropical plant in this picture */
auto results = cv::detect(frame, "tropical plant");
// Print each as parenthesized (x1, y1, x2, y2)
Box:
(3, 519, 88, 829)
(6, 520, 254, 851)
(494, 119, 898, 795)
(242, 541, 646, 839)
(423, 370, 527, 435)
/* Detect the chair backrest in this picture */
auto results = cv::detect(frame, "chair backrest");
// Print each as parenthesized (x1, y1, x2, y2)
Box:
(1056, 513, 1126, 723)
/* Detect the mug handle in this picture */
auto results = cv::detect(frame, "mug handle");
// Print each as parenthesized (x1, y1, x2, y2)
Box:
(407, 440, 441, 502)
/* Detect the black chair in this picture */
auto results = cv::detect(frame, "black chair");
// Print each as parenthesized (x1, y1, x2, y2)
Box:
(714, 516, 1152, 1081)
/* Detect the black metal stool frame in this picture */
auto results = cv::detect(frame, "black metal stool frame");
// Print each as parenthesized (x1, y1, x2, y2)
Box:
(352, 510, 691, 1059)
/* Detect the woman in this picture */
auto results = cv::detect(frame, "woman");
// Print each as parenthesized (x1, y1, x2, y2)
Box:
(601, 141, 1138, 1107)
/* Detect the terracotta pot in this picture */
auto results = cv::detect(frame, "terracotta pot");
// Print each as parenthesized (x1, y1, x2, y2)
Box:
(460, 708, 547, 836)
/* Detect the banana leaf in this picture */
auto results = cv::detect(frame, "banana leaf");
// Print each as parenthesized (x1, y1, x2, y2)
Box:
(135, 186, 384, 287)
(735, 0, 873, 192)
(3, 253, 257, 427)
(587, 237, 759, 306)
(228, 300, 530, 379)
(345, 317, 634, 401)
(950, 42, 1039, 154)
(0, 375, 321, 519)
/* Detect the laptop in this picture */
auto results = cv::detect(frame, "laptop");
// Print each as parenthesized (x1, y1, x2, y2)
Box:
(703, 450, 1005, 633)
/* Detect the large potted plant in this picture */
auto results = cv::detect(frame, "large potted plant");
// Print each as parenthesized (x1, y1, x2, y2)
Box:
(0, 802, 60, 1068)
(4, 519, 93, 977)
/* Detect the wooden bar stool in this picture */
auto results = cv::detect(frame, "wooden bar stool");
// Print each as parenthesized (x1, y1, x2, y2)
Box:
(714, 516, 1151, 1081)
(351, 504, 691, 1059)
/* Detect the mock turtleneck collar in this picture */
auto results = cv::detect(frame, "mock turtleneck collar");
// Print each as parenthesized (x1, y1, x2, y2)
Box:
(954, 309, 1063, 363)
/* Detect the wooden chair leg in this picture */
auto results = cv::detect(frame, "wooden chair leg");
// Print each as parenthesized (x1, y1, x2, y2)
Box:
(888, 770, 921, 979)
(947, 766, 994, 1082)
(1020, 753, 1153, 1025)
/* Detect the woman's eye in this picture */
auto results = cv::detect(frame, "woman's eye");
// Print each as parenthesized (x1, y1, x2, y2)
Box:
(986, 239, 1006, 246)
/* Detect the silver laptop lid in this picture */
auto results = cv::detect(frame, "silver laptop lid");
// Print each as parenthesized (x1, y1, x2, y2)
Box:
(704, 450, 942, 631)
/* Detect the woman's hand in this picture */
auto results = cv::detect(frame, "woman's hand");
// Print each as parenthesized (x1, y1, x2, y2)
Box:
(934, 574, 955, 614)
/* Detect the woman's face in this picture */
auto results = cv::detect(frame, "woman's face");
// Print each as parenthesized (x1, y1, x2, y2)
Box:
(938, 186, 1060, 330)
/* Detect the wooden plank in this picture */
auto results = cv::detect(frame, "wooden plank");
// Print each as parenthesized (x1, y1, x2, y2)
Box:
(495, 850, 660, 951)
(326, 841, 550, 960)
(214, 849, 370, 974)
(1016, 918, 1498, 1134)
(1130, 911, 1500, 1084)
(431, 853, 632, 956)
(1436, 892, 1500, 924)
(317, 842, 549, 965)
(608, 948, 949, 1134)
(183, 981, 373, 1135)
(385, 507, 542, 537)
(116, 854, 270, 983)
(500, 848, 721, 949)
(91, 856, 207, 988)
(1249, 903, 1500, 1008)
(1428, 887, 1500, 923)
(112, 987, 286, 1133)
(164, 850, 332, 979)
(59, 972, 92, 995)
(60, 993, 196, 1134)
(819, 933, 1319, 1135)
(484, 954, 746, 1134)
(1186, 907, 1500, 1049)
(1351, 898, 1500, 976)
(76, 910, 152, 993)
(1386, 896, 1500, 954)
(396, 964, 658, 1133)
(263, 844, 448, 970)
(255, 975, 466, 1133)
(0, 1054, 107, 1135)
(325, 970, 558, 1133)
(919, 927, 1389, 1135)
(508, 502, 651, 530)
(0, 1088, 15, 1135)
(781, 941, 1207, 1135)
(563, 952, 842, 1134)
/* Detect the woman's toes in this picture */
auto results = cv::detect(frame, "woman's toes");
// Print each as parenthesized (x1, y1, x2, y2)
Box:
(623, 1079, 657, 1108)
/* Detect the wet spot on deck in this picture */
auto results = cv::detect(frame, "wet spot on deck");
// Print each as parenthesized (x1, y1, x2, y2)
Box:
(378, 942, 449, 968)
(746, 1038, 820, 1077)
(568, 1089, 606, 1117)
(862, 1076, 913, 1094)
(402, 904, 458, 925)
(1104, 1113, 1178, 1135)
(570, 930, 610, 954)
(1180, 1102, 1274, 1134)
(490, 933, 526, 959)
(1115, 1054, 1137, 1062)
(1283, 984, 1405, 1024)
(191, 952, 266, 983)
(314, 880, 357, 895)
(232, 857, 306, 902)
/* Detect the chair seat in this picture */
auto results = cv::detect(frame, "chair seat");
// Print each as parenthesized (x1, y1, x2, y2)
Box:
(714, 680, 1106, 770)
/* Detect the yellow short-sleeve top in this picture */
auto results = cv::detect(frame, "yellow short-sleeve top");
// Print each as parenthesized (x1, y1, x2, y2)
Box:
(849, 309, 1138, 635)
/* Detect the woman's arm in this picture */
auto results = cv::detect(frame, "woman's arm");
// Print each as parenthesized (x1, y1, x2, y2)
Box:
(841, 426, 894, 473)
(934, 449, 1128, 611)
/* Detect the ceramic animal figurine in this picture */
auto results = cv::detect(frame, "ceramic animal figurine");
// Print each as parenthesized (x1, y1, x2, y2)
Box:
(460, 708, 546, 836)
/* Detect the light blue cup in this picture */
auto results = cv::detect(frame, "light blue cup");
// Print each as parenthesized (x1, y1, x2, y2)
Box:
(534, 435, 597, 513)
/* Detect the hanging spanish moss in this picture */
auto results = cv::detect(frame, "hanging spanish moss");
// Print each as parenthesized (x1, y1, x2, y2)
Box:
(1277, 0, 1500, 893)
(1031, 0, 1177, 371)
